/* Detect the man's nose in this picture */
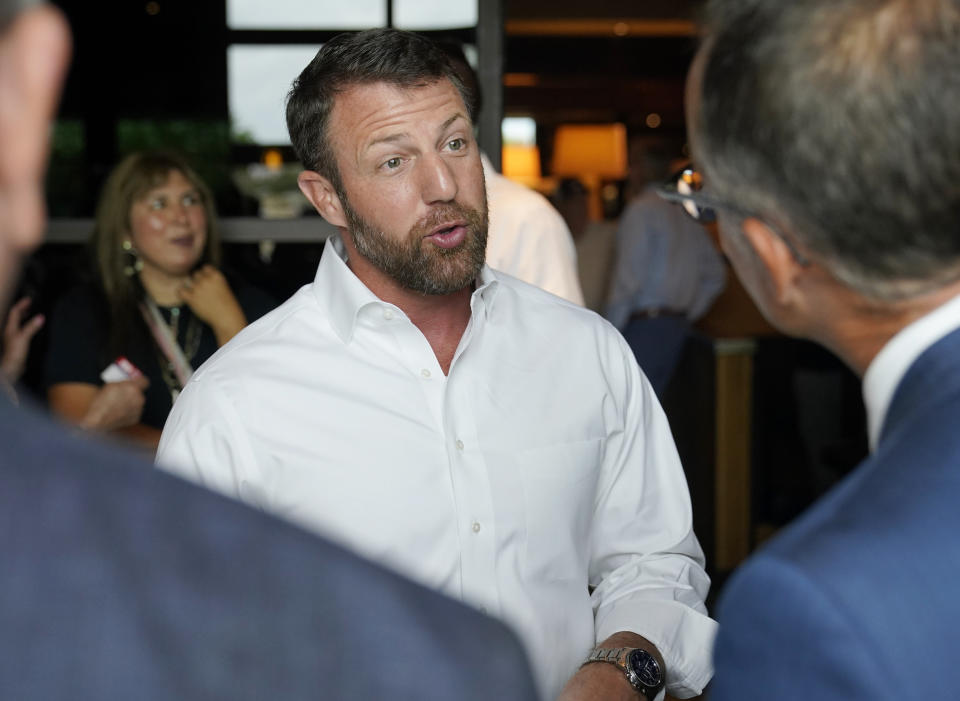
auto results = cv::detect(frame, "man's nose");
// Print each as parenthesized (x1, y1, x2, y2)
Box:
(419, 154, 457, 204)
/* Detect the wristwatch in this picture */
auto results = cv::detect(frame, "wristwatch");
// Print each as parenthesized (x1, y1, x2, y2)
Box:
(584, 647, 664, 700)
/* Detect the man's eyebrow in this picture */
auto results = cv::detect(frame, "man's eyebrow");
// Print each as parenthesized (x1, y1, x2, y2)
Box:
(367, 132, 411, 149)
(439, 113, 467, 133)
(365, 113, 468, 151)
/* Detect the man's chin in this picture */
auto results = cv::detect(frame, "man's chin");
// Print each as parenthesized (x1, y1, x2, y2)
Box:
(408, 266, 479, 296)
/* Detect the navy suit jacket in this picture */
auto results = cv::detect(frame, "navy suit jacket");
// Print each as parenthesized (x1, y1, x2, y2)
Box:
(0, 398, 539, 700)
(710, 326, 960, 699)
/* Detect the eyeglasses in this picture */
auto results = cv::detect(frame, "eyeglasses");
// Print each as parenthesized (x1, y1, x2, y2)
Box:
(656, 166, 811, 267)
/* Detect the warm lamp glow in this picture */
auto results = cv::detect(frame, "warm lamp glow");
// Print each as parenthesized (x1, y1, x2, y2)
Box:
(502, 144, 542, 187)
(551, 124, 628, 179)
(262, 148, 284, 171)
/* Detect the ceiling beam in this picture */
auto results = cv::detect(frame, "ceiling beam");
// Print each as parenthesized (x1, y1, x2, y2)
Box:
(505, 19, 697, 38)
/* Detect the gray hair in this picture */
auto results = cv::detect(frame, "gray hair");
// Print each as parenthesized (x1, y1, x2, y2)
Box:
(695, 0, 960, 300)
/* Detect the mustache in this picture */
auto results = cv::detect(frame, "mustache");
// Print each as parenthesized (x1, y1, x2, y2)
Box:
(411, 202, 486, 236)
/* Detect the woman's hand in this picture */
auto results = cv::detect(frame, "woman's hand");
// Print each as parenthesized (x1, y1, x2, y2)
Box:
(78, 375, 149, 432)
(1, 297, 45, 384)
(178, 265, 247, 346)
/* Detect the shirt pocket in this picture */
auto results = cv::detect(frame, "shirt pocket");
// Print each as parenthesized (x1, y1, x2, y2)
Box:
(519, 438, 602, 583)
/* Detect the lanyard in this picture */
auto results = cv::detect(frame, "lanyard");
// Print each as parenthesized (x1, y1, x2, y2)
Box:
(139, 298, 194, 388)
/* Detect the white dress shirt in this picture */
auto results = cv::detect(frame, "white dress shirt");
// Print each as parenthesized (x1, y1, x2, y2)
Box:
(862, 292, 960, 452)
(482, 154, 586, 306)
(157, 235, 716, 700)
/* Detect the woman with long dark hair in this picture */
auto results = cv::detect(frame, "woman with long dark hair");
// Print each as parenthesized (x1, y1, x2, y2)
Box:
(45, 151, 274, 451)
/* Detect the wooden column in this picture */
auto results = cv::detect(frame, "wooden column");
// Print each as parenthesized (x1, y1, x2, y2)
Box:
(713, 338, 756, 572)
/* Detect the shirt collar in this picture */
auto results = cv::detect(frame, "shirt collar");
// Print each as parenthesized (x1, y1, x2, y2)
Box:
(862, 292, 960, 451)
(314, 233, 501, 343)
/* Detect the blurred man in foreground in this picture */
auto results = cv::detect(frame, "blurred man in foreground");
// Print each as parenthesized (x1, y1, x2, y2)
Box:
(0, 3, 538, 699)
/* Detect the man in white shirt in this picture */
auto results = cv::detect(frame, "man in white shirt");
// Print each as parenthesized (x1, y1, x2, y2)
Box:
(158, 28, 715, 701)
(482, 152, 585, 305)
(678, 1, 960, 699)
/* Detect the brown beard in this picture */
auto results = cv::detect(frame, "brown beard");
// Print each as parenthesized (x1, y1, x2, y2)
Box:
(341, 192, 489, 296)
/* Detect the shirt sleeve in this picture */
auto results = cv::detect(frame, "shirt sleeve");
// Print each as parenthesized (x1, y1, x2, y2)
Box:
(156, 372, 262, 508)
(588, 331, 718, 697)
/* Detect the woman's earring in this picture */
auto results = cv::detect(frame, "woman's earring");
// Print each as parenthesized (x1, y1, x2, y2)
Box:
(122, 240, 144, 277)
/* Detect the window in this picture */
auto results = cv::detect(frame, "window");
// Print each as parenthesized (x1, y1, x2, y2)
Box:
(228, 45, 322, 145)
(227, 0, 387, 30)
(227, 0, 480, 148)
(393, 0, 477, 30)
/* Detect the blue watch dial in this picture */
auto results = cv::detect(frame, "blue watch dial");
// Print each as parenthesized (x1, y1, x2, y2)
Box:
(628, 649, 663, 687)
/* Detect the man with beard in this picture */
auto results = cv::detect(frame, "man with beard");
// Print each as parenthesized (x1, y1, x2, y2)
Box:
(158, 29, 715, 701)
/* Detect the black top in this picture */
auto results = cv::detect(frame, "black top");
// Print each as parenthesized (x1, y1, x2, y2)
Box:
(44, 279, 276, 429)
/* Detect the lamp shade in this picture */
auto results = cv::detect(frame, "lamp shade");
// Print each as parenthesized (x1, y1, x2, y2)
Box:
(501, 144, 542, 187)
(551, 124, 628, 179)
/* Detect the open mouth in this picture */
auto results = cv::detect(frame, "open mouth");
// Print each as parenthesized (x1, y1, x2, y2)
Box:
(425, 222, 468, 249)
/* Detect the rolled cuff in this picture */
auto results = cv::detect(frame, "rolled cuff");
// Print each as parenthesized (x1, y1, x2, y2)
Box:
(595, 598, 718, 698)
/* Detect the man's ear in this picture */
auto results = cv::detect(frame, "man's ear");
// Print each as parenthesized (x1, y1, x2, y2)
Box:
(740, 217, 805, 307)
(298, 171, 346, 228)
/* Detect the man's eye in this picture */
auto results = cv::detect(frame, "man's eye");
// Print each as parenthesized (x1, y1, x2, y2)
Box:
(183, 194, 200, 206)
(149, 198, 166, 210)
(447, 138, 464, 151)
(384, 157, 402, 169)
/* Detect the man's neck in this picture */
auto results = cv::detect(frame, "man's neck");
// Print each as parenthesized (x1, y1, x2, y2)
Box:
(820, 278, 960, 377)
(345, 243, 474, 376)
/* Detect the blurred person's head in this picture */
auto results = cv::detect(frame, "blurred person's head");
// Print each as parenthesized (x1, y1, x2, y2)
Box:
(552, 178, 590, 240)
(0, 0, 70, 310)
(625, 139, 677, 202)
(92, 151, 221, 305)
(689, 0, 960, 330)
(287, 29, 487, 298)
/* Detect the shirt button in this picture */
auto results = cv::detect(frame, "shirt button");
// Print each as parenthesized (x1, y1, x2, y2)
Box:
(455, 439, 464, 450)
(472, 521, 481, 533)
(421, 368, 431, 378)
(383, 309, 394, 320)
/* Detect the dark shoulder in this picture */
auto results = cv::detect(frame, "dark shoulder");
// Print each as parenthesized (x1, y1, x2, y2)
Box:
(225, 274, 278, 323)
(48, 281, 109, 327)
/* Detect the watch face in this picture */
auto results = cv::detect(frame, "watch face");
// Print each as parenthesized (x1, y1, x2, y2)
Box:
(627, 649, 663, 687)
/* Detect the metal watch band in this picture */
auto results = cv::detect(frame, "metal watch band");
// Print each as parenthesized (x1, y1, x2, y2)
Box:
(584, 647, 662, 700)
(587, 646, 631, 667)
